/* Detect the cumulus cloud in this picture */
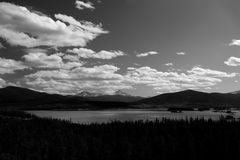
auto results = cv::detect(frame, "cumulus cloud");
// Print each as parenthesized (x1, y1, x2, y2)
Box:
(136, 51, 158, 57)
(25, 77, 131, 95)
(224, 57, 240, 66)
(67, 48, 125, 59)
(26, 64, 123, 80)
(125, 66, 235, 92)
(187, 66, 236, 77)
(23, 52, 62, 68)
(176, 52, 186, 55)
(229, 40, 240, 46)
(23, 52, 84, 69)
(24, 64, 130, 94)
(165, 63, 173, 66)
(0, 57, 28, 74)
(0, 2, 107, 47)
(75, 0, 95, 10)
(63, 54, 80, 62)
(21, 52, 236, 94)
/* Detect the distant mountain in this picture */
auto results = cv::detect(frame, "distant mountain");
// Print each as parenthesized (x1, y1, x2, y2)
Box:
(115, 90, 131, 96)
(76, 90, 143, 102)
(0, 86, 130, 109)
(229, 90, 240, 95)
(77, 91, 104, 97)
(134, 89, 240, 108)
(3, 86, 240, 109)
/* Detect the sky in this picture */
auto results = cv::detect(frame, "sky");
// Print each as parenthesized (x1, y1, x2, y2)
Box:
(1, 0, 240, 96)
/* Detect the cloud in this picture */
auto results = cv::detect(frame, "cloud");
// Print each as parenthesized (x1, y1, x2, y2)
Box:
(63, 54, 80, 62)
(24, 48, 48, 53)
(67, 48, 125, 59)
(0, 57, 28, 74)
(25, 77, 131, 95)
(23, 52, 84, 69)
(54, 14, 106, 34)
(75, 0, 95, 10)
(136, 51, 158, 57)
(125, 66, 235, 92)
(165, 63, 173, 66)
(0, 42, 5, 49)
(26, 64, 123, 80)
(224, 57, 240, 66)
(23, 52, 63, 68)
(22, 53, 236, 94)
(0, 2, 107, 47)
(22, 52, 124, 93)
(24, 64, 131, 94)
(187, 66, 236, 78)
(176, 52, 186, 55)
(229, 40, 240, 46)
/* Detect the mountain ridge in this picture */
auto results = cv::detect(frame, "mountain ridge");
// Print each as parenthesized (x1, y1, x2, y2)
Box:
(2, 86, 240, 109)
(133, 89, 240, 108)
(76, 89, 143, 102)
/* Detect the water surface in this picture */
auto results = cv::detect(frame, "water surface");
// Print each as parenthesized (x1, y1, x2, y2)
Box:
(28, 109, 240, 124)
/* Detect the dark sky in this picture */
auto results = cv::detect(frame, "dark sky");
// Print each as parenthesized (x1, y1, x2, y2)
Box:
(1, 0, 240, 96)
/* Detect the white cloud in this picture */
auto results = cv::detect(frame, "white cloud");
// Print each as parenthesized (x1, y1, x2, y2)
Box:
(26, 64, 123, 80)
(165, 63, 173, 66)
(54, 14, 106, 34)
(176, 52, 186, 55)
(124, 66, 235, 92)
(24, 64, 131, 94)
(136, 51, 158, 57)
(23, 52, 63, 68)
(224, 57, 240, 66)
(25, 77, 131, 95)
(229, 40, 240, 46)
(0, 2, 107, 47)
(22, 55, 236, 94)
(75, 0, 95, 10)
(0, 57, 28, 74)
(72, 65, 123, 80)
(63, 54, 80, 62)
(187, 66, 236, 78)
(67, 48, 125, 59)
(23, 52, 84, 69)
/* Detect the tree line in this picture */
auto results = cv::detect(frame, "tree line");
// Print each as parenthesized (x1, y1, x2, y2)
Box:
(0, 111, 239, 160)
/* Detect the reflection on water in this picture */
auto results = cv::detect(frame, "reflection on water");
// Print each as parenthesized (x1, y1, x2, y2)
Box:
(28, 109, 240, 124)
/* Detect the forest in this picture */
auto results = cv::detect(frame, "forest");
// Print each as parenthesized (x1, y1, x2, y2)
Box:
(0, 111, 240, 160)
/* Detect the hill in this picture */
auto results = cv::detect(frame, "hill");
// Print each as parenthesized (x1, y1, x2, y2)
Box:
(0, 86, 66, 104)
(0, 86, 130, 109)
(229, 90, 240, 95)
(133, 90, 240, 108)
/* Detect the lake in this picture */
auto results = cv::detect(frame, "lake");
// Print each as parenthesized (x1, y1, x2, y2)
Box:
(28, 109, 240, 124)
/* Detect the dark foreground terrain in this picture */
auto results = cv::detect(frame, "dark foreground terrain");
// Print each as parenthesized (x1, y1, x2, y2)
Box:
(0, 111, 240, 160)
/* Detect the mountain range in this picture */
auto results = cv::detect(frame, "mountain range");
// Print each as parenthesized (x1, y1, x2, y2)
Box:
(76, 90, 143, 102)
(134, 89, 240, 108)
(1, 86, 240, 109)
(0, 86, 138, 109)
